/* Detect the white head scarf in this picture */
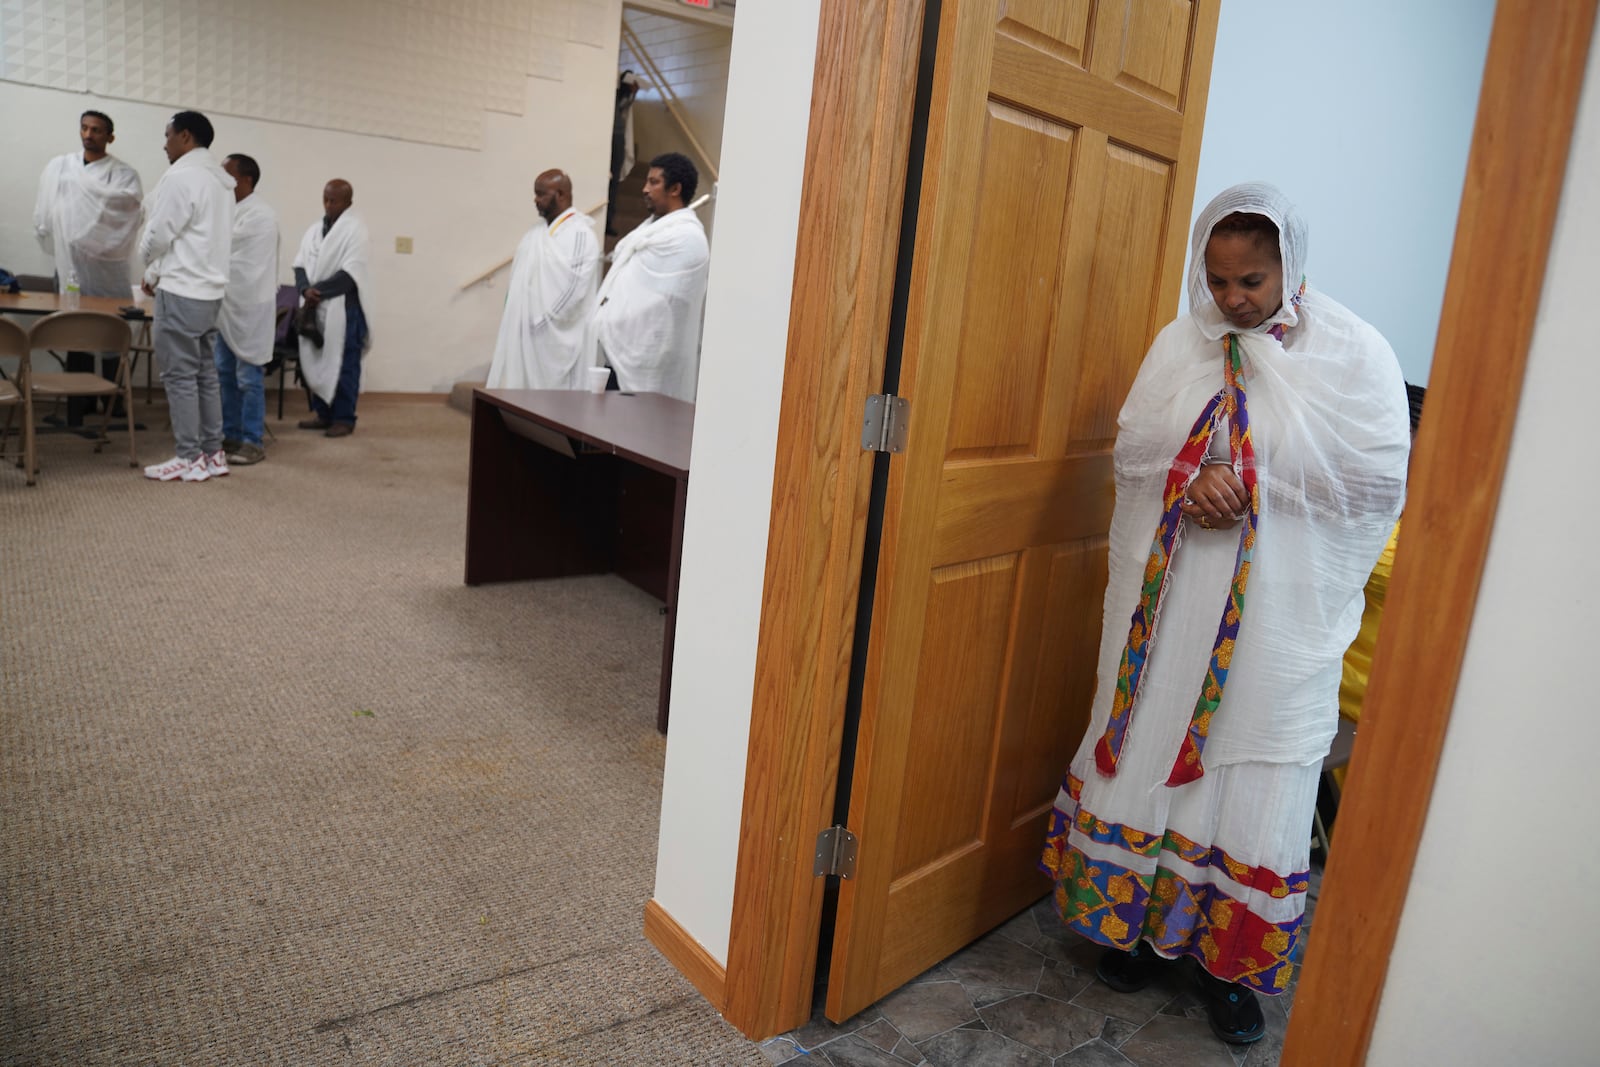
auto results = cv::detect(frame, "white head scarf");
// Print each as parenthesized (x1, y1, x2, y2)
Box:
(1186, 181, 1309, 342)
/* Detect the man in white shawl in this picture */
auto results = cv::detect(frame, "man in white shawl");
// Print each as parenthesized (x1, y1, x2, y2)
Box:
(34, 110, 143, 298)
(1038, 183, 1409, 1046)
(593, 152, 709, 402)
(487, 169, 600, 390)
(293, 179, 371, 438)
(214, 153, 279, 466)
(139, 111, 236, 483)
(34, 110, 144, 417)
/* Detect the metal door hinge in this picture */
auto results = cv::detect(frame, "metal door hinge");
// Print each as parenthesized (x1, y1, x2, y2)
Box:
(814, 826, 859, 879)
(861, 394, 910, 454)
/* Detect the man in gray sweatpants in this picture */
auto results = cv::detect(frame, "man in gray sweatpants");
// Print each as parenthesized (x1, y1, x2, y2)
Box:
(139, 110, 236, 483)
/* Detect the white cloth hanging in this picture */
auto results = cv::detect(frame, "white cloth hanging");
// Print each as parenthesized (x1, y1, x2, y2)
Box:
(218, 194, 280, 366)
(487, 208, 601, 390)
(594, 207, 709, 402)
(293, 210, 372, 404)
(33, 152, 143, 297)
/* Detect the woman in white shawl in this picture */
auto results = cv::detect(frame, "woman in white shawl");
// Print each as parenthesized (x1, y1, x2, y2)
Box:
(1039, 183, 1409, 1045)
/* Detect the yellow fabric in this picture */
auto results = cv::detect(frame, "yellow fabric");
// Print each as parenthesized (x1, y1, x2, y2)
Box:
(1332, 520, 1400, 789)
(1340, 520, 1401, 723)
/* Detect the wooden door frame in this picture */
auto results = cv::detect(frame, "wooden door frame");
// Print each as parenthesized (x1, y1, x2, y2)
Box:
(1281, 1, 1596, 1062)
(719, 0, 1597, 1049)
(722, 0, 929, 1039)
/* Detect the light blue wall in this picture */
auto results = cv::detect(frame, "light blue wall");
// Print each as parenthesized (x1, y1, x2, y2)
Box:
(1188, 0, 1496, 384)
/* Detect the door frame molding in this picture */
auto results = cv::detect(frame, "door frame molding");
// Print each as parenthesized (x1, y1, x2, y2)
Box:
(721, 0, 929, 1039)
(1282, 1, 1596, 1062)
(719, 0, 1597, 1049)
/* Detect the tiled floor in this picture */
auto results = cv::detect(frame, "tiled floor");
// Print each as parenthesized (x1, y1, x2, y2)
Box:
(760, 866, 1321, 1067)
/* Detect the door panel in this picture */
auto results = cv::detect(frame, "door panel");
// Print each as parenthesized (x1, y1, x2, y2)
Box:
(996, 0, 1092, 64)
(948, 104, 1076, 460)
(1065, 143, 1176, 449)
(892, 554, 1020, 875)
(826, 0, 1218, 1019)
(1107, 0, 1196, 106)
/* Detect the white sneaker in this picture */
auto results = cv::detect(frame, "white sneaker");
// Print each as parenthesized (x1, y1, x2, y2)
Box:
(143, 455, 191, 481)
(180, 456, 211, 482)
(205, 450, 230, 477)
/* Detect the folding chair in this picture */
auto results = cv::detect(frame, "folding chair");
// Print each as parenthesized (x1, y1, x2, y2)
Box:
(0, 317, 35, 485)
(265, 284, 307, 420)
(27, 311, 137, 474)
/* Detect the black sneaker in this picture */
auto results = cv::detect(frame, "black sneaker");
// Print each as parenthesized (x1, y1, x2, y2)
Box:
(1196, 970, 1265, 1045)
(1095, 944, 1159, 993)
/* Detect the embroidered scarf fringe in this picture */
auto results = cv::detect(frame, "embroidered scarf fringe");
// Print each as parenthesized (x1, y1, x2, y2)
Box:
(1094, 331, 1260, 786)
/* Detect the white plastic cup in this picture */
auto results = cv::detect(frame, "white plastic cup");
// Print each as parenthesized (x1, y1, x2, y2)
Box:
(588, 367, 611, 394)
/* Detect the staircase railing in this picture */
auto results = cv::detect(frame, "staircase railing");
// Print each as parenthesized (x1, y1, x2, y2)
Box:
(620, 17, 720, 184)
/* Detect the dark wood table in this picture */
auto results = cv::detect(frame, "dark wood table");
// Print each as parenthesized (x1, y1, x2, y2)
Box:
(0, 292, 143, 316)
(465, 389, 694, 733)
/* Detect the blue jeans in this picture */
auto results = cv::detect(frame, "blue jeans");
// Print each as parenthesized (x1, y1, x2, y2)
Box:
(310, 301, 367, 426)
(214, 336, 265, 447)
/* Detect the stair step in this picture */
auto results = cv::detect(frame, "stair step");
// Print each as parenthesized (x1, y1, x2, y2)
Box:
(448, 380, 483, 415)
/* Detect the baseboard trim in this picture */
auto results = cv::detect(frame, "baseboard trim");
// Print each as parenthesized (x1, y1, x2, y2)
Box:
(359, 391, 450, 404)
(643, 899, 727, 1013)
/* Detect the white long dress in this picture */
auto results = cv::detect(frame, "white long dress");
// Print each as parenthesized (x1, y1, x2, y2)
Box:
(1040, 183, 1409, 995)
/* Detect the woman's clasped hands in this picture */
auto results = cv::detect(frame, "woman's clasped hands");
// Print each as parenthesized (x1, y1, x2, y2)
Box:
(1180, 463, 1248, 530)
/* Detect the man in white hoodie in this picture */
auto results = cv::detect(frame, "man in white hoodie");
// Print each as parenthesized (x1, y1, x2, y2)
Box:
(139, 110, 235, 482)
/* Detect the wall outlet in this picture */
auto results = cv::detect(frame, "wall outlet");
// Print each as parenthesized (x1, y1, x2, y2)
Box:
(395, 236, 413, 254)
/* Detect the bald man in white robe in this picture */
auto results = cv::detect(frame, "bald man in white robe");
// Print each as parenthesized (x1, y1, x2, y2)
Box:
(487, 169, 601, 390)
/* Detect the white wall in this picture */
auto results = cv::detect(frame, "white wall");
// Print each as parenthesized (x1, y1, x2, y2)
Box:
(0, 1, 622, 394)
(650, 0, 821, 964)
(1189, 0, 1495, 384)
(1366, 18, 1600, 1066)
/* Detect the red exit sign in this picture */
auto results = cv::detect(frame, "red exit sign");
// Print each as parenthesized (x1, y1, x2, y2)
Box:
(679, 0, 714, 8)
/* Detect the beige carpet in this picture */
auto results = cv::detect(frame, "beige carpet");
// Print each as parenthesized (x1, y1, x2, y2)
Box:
(0, 397, 764, 1066)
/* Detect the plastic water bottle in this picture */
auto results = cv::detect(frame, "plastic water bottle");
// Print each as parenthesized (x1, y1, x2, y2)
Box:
(64, 270, 80, 310)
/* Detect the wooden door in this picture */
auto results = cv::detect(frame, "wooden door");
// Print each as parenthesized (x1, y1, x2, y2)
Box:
(826, 0, 1220, 1019)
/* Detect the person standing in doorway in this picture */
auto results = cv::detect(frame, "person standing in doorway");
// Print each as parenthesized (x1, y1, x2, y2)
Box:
(605, 71, 640, 237)
(140, 111, 235, 483)
(1039, 182, 1409, 1046)
(215, 153, 280, 466)
(294, 179, 370, 438)
(593, 152, 710, 402)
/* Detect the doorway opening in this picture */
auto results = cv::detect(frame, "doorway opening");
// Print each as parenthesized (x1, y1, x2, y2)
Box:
(610, 0, 734, 254)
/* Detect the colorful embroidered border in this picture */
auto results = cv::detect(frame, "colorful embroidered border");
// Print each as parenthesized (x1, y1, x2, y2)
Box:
(1095, 335, 1259, 785)
(1037, 776, 1306, 994)
(1041, 776, 1307, 901)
